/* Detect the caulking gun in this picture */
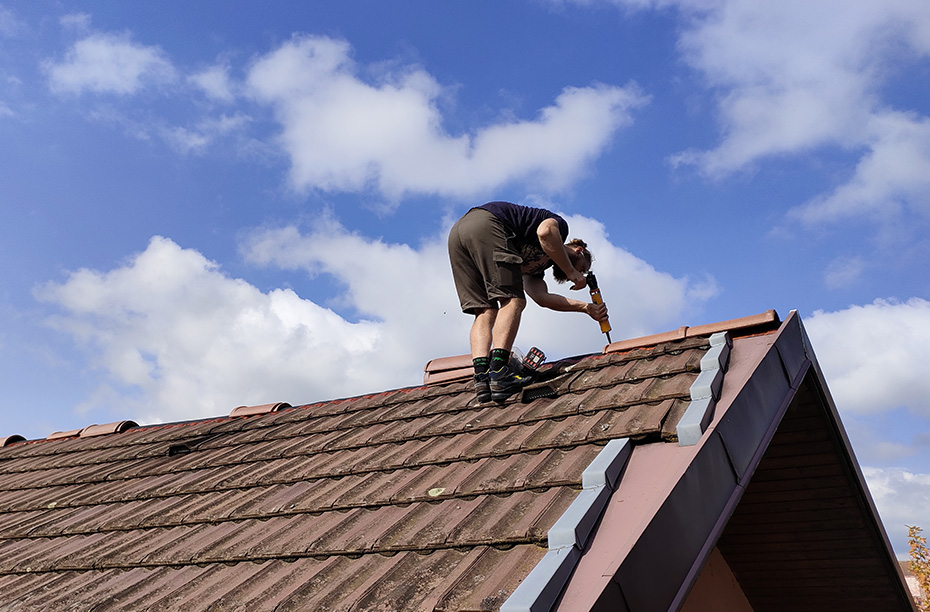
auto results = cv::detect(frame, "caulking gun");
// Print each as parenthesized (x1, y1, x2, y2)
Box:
(585, 272, 612, 344)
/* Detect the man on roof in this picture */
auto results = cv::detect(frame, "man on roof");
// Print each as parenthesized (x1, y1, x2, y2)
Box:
(448, 201, 609, 403)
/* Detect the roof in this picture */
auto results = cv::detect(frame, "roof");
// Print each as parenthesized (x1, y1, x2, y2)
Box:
(0, 310, 916, 611)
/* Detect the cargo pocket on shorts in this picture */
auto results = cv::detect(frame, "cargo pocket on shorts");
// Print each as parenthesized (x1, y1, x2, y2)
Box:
(492, 251, 523, 292)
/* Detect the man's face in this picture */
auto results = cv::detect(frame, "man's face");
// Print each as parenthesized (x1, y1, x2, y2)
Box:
(569, 248, 590, 274)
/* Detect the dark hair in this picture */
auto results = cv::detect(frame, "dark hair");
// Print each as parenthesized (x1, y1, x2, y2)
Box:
(552, 238, 593, 283)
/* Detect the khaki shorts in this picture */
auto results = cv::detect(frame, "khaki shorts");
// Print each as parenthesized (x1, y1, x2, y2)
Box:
(448, 208, 524, 313)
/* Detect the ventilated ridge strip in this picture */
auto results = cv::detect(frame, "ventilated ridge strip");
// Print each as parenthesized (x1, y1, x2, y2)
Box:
(501, 438, 634, 612)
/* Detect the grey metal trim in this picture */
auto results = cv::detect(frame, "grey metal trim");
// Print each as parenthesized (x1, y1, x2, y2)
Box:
(548, 485, 612, 550)
(500, 547, 581, 612)
(501, 438, 632, 612)
(677, 332, 731, 446)
(582, 438, 632, 489)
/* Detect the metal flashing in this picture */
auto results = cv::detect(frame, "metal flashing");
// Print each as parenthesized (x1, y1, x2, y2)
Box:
(548, 486, 611, 550)
(677, 332, 732, 446)
(501, 546, 581, 612)
(582, 438, 632, 489)
(502, 439, 632, 612)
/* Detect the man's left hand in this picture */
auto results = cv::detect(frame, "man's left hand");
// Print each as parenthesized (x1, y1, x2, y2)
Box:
(568, 270, 586, 290)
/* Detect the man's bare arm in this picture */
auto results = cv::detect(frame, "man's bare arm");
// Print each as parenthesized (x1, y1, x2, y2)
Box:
(536, 218, 586, 290)
(524, 275, 608, 321)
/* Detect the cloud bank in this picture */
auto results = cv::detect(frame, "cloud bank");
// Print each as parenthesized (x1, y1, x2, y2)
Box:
(806, 298, 930, 417)
(36, 219, 706, 426)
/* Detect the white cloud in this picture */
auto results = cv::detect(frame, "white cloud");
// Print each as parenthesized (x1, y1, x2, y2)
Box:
(791, 112, 930, 225)
(36, 236, 385, 425)
(246, 35, 648, 199)
(668, 1, 930, 169)
(59, 13, 92, 32)
(244, 212, 710, 360)
(806, 298, 930, 416)
(30, 215, 712, 426)
(160, 113, 251, 154)
(45, 32, 176, 95)
(577, 0, 930, 229)
(188, 63, 235, 102)
(862, 466, 930, 554)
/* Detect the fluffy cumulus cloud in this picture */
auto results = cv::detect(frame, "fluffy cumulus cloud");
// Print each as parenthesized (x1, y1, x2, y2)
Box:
(243, 213, 709, 361)
(35, 219, 708, 426)
(45, 32, 176, 95)
(36, 236, 384, 425)
(246, 35, 649, 199)
(806, 298, 930, 417)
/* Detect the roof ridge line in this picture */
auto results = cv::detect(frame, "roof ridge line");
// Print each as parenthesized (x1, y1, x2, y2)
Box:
(0, 342, 707, 458)
(0, 364, 702, 480)
(0, 399, 680, 494)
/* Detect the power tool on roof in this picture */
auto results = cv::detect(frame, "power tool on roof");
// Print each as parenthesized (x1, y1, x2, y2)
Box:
(586, 272, 612, 344)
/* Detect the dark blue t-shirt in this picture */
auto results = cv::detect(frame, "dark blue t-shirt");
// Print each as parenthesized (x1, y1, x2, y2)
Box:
(477, 201, 569, 247)
(476, 201, 569, 276)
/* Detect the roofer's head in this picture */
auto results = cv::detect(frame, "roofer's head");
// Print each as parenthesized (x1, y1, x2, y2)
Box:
(552, 238, 593, 283)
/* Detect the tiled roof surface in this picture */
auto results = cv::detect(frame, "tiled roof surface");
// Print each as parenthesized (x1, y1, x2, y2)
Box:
(0, 337, 710, 611)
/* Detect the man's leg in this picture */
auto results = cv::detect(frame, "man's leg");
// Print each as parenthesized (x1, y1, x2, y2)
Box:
(491, 297, 525, 352)
(488, 297, 529, 401)
(470, 307, 496, 359)
(469, 308, 496, 403)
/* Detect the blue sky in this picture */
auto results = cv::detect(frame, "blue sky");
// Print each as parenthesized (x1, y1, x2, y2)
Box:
(1, 0, 928, 555)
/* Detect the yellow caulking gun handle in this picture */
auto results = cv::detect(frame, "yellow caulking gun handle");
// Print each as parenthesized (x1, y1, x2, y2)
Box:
(586, 272, 612, 334)
(592, 291, 612, 333)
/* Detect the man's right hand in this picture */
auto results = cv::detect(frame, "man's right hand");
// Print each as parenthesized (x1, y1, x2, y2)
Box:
(585, 302, 608, 321)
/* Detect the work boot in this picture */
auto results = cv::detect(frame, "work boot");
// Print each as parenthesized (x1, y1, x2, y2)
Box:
(489, 365, 530, 402)
(474, 371, 491, 403)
